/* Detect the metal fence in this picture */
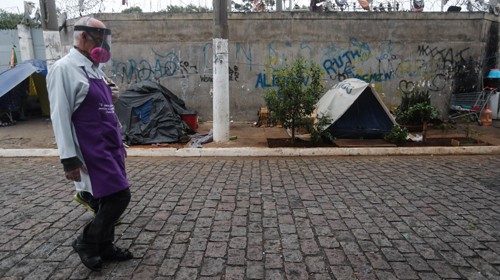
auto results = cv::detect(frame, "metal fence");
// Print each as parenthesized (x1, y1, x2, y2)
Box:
(53, 0, 499, 16)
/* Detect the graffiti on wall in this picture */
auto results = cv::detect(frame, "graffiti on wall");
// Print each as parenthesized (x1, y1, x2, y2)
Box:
(200, 66, 240, 83)
(255, 73, 277, 88)
(417, 45, 470, 70)
(111, 51, 183, 83)
(322, 38, 371, 81)
(112, 46, 244, 85)
(109, 41, 483, 102)
(320, 38, 400, 85)
(252, 41, 316, 89)
(395, 45, 481, 95)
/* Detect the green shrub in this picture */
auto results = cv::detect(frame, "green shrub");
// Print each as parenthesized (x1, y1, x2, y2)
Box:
(395, 90, 439, 125)
(308, 115, 333, 144)
(384, 125, 408, 145)
(406, 103, 439, 124)
(395, 92, 439, 142)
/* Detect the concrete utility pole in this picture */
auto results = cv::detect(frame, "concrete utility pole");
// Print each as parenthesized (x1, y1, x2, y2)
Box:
(277, 0, 283, 11)
(39, 0, 63, 69)
(39, 0, 58, 30)
(212, 0, 230, 142)
(17, 24, 35, 61)
(17, 2, 36, 62)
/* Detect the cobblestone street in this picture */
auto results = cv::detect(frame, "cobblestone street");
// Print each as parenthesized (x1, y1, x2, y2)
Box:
(0, 156, 499, 279)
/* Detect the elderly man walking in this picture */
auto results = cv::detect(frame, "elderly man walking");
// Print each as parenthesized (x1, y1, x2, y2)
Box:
(47, 16, 132, 271)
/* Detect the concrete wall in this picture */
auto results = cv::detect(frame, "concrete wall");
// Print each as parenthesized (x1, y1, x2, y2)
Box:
(62, 12, 499, 121)
(0, 29, 20, 72)
(0, 28, 46, 72)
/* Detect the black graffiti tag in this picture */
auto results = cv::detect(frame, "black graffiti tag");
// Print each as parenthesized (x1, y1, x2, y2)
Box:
(179, 61, 198, 78)
(417, 45, 470, 70)
(399, 80, 415, 94)
(428, 73, 447, 92)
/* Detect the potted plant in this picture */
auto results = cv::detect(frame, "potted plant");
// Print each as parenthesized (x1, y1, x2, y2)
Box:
(264, 57, 325, 144)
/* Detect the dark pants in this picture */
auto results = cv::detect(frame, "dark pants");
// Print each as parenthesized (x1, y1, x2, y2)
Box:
(79, 188, 131, 251)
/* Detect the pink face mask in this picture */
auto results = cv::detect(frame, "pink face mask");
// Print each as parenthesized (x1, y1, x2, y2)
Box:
(74, 25, 112, 64)
(90, 47, 111, 63)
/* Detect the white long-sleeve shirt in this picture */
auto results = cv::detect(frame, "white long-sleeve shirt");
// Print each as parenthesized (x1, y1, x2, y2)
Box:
(47, 48, 107, 194)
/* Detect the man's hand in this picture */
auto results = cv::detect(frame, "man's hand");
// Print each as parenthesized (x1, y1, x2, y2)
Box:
(110, 83, 120, 103)
(104, 76, 120, 103)
(65, 165, 88, 182)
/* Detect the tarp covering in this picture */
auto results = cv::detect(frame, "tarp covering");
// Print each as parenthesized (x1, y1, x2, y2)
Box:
(316, 78, 396, 139)
(24, 59, 48, 76)
(0, 63, 37, 99)
(0, 60, 49, 117)
(115, 81, 194, 145)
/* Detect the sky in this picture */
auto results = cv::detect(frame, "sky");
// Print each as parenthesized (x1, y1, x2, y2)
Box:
(2, 0, 235, 14)
(0, 0, 476, 15)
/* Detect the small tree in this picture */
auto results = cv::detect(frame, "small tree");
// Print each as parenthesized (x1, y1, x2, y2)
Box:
(264, 57, 325, 143)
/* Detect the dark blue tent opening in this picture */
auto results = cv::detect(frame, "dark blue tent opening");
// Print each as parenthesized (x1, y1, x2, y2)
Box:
(0, 60, 49, 124)
(328, 88, 394, 139)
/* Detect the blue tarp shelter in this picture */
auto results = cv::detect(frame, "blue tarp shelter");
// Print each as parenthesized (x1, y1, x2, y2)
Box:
(316, 78, 396, 139)
(0, 60, 49, 123)
(0, 63, 38, 99)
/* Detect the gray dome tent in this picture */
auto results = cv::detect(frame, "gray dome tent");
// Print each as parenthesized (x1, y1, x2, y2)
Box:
(316, 78, 396, 139)
(114, 81, 194, 145)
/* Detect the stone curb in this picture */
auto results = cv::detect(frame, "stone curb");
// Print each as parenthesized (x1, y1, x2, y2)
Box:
(1, 146, 499, 157)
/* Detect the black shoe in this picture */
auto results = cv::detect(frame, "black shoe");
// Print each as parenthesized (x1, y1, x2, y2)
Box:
(72, 239, 103, 271)
(100, 244, 133, 262)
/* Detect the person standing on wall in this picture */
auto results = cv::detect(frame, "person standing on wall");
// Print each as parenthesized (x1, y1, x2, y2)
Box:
(47, 16, 132, 271)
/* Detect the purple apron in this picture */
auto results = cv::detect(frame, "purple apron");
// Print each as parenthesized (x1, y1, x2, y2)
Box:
(72, 68, 129, 198)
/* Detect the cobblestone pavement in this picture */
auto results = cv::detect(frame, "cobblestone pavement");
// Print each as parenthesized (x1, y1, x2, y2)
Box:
(0, 156, 499, 279)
